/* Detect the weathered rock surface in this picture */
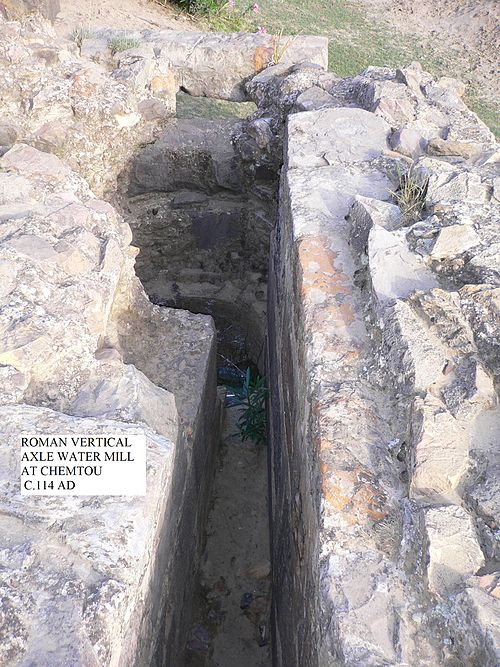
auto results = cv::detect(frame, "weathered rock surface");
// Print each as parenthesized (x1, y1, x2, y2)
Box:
(0, 0, 59, 21)
(425, 505, 485, 596)
(0, 143, 220, 666)
(84, 30, 329, 102)
(0, 8, 499, 666)
(0, 16, 177, 196)
(267, 60, 500, 667)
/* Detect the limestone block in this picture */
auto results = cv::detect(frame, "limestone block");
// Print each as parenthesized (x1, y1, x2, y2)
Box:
(431, 224, 482, 259)
(411, 394, 470, 503)
(0, 405, 175, 667)
(349, 195, 402, 254)
(426, 170, 488, 205)
(437, 76, 466, 98)
(353, 73, 410, 110)
(286, 107, 390, 169)
(395, 62, 426, 98)
(425, 506, 484, 596)
(382, 299, 446, 395)
(1, 143, 72, 184)
(93, 30, 328, 101)
(427, 136, 483, 159)
(70, 364, 179, 442)
(423, 81, 467, 110)
(374, 96, 416, 126)
(322, 552, 410, 665)
(368, 226, 438, 302)
(292, 85, 336, 112)
(389, 127, 427, 158)
(112, 57, 156, 92)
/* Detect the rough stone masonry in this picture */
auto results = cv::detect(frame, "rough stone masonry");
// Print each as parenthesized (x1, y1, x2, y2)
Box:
(0, 6, 499, 667)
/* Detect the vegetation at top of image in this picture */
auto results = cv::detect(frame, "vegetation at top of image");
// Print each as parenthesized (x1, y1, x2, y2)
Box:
(161, 0, 498, 138)
(166, 0, 266, 33)
(390, 166, 429, 223)
(108, 36, 141, 54)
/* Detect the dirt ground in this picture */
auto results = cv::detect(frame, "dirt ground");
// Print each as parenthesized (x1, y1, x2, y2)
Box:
(54, 0, 199, 38)
(186, 406, 272, 667)
(358, 0, 499, 109)
(55, 0, 498, 132)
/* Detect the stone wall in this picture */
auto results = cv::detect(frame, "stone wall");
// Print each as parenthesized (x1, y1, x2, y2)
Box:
(0, 142, 221, 666)
(81, 30, 329, 102)
(0, 20, 225, 666)
(123, 55, 337, 368)
(1, 8, 499, 666)
(0, 16, 177, 197)
(267, 63, 500, 666)
(123, 118, 272, 365)
(0, 14, 331, 665)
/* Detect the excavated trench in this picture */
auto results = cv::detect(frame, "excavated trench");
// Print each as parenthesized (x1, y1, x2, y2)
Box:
(119, 101, 277, 666)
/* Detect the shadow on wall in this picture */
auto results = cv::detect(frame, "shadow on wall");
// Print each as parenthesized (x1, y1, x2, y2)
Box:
(119, 114, 277, 368)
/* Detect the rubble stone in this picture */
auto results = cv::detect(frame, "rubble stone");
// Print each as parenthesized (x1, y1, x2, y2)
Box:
(425, 506, 485, 596)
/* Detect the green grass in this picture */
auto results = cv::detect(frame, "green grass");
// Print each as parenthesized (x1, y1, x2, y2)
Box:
(70, 26, 95, 47)
(176, 91, 257, 119)
(465, 90, 500, 139)
(200, 0, 498, 137)
(108, 37, 141, 54)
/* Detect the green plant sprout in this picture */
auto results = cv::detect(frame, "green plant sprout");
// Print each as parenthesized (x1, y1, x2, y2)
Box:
(108, 37, 141, 55)
(390, 165, 429, 222)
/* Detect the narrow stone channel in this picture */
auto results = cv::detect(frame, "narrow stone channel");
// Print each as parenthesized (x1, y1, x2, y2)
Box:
(118, 96, 277, 664)
(186, 405, 271, 666)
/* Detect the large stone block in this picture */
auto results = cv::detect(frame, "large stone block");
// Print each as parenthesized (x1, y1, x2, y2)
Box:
(0, 406, 176, 667)
(89, 30, 328, 102)
(0, 0, 59, 21)
(286, 107, 390, 169)
(368, 226, 437, 302)
(425, 505, 484, 596)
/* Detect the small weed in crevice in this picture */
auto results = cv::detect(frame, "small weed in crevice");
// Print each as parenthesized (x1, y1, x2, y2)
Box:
(70, 26, 94, 48)
(108, 37, 141, 55)
(270, 28, 297, 64)
(390, 166, 429, 223)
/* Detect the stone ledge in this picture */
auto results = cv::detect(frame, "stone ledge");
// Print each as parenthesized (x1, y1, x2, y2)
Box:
(88, 29, 329, 101)
(0, 145, 220, 666)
